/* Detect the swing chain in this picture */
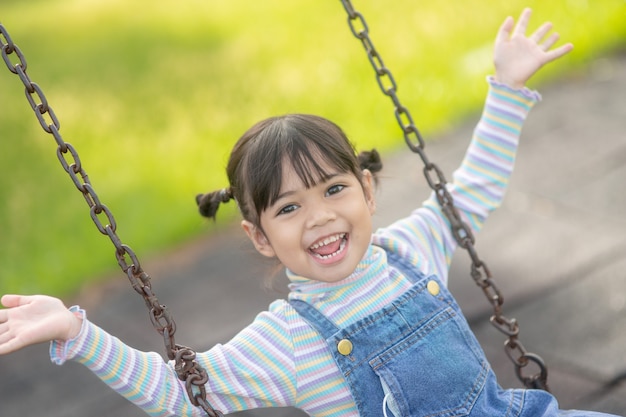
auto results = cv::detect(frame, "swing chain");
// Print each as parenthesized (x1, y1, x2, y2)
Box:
(0, 23, 223, 417)
(339, 0, 550, 392)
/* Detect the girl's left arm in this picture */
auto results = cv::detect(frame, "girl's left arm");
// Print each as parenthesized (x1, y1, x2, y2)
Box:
(376, 81, 540, 283)
(374, 8, 572, 284)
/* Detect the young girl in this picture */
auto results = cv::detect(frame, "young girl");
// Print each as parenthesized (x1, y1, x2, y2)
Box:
(0, 8, 617, 417)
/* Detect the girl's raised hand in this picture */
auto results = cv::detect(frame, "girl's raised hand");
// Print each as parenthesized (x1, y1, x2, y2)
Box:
(0, 294, 82, 355)
(493, 8, 573, 89)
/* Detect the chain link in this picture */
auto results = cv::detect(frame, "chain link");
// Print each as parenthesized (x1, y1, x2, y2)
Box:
(339, 0, 549, 392)
(0, 23, 224, 416)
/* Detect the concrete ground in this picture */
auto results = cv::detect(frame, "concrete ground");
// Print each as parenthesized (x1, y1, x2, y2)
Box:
(1, 52, 624, 416)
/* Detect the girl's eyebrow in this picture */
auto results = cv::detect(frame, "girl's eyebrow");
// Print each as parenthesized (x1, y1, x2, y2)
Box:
(274, 189, 296, 202)
(274, 172, 341, 202)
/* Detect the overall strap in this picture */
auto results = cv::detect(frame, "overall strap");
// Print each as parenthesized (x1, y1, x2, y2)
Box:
(385, 250, 428, 284)
(288, 299, 340, 340)
(289, 248, 427, 337)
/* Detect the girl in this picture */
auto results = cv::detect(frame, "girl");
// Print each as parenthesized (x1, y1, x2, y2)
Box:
(0, 8, 617, 417)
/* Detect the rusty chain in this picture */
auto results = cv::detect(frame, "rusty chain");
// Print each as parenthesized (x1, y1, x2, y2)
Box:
(0, 23, 224, 416)
(339, 0, 549, 391)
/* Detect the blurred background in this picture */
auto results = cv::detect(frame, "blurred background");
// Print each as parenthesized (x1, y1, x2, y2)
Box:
(1, 1, 626, 416)
(1, 0, 625, 300)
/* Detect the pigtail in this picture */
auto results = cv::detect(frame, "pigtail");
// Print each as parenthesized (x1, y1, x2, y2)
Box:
(195, 187, 233, 220)
(358, 148, 383, 184)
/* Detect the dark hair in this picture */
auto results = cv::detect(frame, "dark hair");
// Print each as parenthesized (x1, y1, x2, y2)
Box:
(196, 114, 382, 226)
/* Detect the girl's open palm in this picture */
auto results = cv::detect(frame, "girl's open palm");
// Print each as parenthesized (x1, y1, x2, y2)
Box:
(0, 294, 81, 355)
(494, 8, 573, 89)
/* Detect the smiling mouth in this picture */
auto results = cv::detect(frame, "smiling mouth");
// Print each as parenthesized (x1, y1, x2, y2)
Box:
(309, 233, 347, 260)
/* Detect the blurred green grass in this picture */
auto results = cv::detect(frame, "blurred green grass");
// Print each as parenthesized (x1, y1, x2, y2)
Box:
(1, 0, 625, 297)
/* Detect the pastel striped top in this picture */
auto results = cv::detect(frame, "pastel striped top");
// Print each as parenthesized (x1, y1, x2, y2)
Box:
(51, 78, 540, 417)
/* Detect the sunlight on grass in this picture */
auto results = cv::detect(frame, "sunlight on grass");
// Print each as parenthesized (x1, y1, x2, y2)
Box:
(1, 0, 625, 297)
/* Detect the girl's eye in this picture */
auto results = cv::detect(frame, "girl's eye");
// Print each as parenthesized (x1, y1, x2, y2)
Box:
(277, 204, 298, 216)
(326, 184, 345, 196)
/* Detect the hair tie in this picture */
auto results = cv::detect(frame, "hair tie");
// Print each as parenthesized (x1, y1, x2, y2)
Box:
(219, 187, 233, 203)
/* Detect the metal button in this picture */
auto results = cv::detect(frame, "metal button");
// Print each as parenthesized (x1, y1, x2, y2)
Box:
(427, 280, 440, 296)
(337, 339, 353, 356)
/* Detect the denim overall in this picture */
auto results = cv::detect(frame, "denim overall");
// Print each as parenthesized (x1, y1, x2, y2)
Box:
(290, 251, 617, 417)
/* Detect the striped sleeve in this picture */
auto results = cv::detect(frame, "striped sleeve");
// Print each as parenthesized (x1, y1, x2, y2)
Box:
(50, 306, 300, 416)
(375, 77, 540, 286)
(51, 313, 201, 416)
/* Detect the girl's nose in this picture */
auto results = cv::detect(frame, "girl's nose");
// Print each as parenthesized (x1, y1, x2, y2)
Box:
(305, 205, 337, 229)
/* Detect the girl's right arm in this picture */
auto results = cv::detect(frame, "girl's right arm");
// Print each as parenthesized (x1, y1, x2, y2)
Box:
(49, 308, 299, 416)
(0, 294, 202, 415)
(1, 293, 300, 416)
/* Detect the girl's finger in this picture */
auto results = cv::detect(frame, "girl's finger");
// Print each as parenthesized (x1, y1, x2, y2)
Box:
(541, 33, 561, 52)
(513, 8, 532, 36)
(1, 294, 26, 308)
(545, 43, 574, 62)
(531, 22, 554, 44)
(496, 16, 514, 42)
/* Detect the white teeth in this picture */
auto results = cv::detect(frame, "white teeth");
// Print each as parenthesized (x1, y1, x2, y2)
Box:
(310, 233, 346, 249)
(314, 238, 347, 260)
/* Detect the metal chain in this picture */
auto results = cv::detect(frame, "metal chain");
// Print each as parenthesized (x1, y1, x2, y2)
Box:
(0, 23, 224, 416)
(339, 0, 550, 391)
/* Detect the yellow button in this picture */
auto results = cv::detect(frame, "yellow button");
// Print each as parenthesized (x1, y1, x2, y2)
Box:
(337, 339, 353, 356)
(427, 280, 440, 296)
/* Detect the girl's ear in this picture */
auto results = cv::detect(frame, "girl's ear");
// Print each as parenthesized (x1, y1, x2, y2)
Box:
(362, 169, 377, 215)
(241, 220, 276, 258)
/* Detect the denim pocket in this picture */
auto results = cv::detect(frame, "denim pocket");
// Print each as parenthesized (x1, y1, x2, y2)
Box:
(369, 307, 488, 417)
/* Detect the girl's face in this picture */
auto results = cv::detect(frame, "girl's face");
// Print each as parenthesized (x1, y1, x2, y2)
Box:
(242, 159, 376, 283)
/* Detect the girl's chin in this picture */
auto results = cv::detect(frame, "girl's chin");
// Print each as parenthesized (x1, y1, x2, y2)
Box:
(309, 259, 363, 284)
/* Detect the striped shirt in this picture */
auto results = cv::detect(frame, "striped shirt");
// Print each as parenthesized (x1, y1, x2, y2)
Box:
(51, 78, 540, 417)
